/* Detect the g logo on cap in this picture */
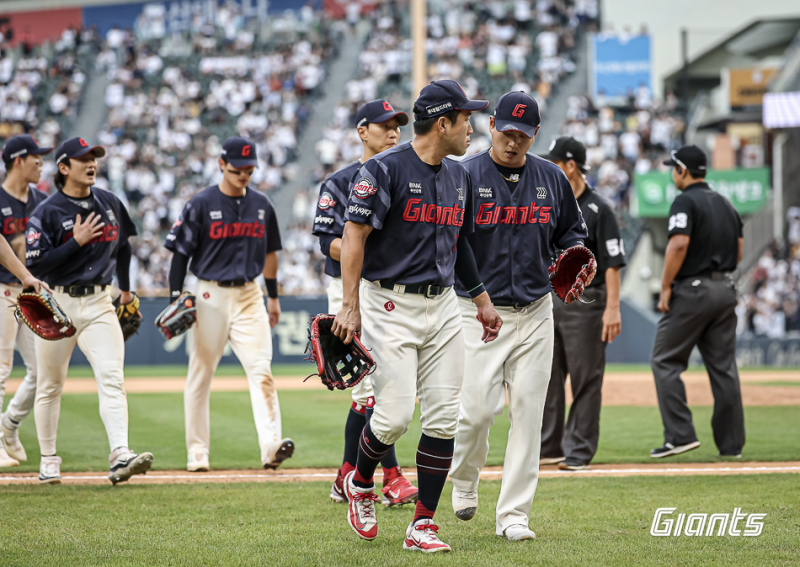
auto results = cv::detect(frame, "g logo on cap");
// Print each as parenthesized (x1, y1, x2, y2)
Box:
(512, 104, 527, 118)
(79, 138, 88, 147)
(242, 145, 251, 156)
(383, 102, 392, 111)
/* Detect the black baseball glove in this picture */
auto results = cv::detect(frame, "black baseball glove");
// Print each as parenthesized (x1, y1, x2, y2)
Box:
(305, 314, 375, 391)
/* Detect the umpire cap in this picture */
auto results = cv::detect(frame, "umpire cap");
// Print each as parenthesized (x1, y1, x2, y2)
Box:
(540, 137, 590, 173)
(663, 145, 707, 175)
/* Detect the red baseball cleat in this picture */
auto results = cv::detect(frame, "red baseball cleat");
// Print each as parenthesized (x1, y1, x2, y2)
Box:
(403, 519, 451, 553)
(381, 466, 419, 507)
(331, 464, 353, 503)
(344, 470, 380, 540)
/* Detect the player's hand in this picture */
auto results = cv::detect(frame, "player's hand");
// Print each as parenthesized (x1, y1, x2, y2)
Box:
(267, 297, 281, 328)
(73, 212, 105, 246)
(585, 261, 597, 287)
(333, 303, 361, 345)
(601, 306, 621, 343)
(21, 273, 50, 293)
(658, 287, 672, 313)
(473, 293, 502, 343)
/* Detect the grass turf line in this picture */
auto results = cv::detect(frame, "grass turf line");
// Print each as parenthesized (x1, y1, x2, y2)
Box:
(0, 476, 796, 566)
(3, 391, 799, 472)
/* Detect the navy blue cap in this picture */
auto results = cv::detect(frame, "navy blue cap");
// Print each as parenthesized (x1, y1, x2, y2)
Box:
(663, 145, 707, 172)
(356, 100, 409, 128)
(540, 137, 589, 172)
(494, 91, 541, 138)
(221, 136, 258, 168)
(2, 134, 53, 163)
(413, 80, 489, 121)
(54, 137, 105, 165)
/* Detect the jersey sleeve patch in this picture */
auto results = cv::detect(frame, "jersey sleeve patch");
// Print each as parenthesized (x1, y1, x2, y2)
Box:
(352, 177, 378, 199)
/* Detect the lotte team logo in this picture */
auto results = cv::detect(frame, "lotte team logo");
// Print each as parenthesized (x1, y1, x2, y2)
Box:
(353, 178, 378, 199)
(384, 301, 395, 312)
(318, 192, 337, 210)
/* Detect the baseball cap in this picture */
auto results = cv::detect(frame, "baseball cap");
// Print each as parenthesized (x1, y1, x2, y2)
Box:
(413, 79, 489, 121)
(356, 100, 409, 128)
(221, 136, 258, 168)
(54, 137, 106, 165)
(2, 134, 53, 163)
(540, 137, 590, 172)
(663, 145, 707, 173)
(493, 91, 541, 138)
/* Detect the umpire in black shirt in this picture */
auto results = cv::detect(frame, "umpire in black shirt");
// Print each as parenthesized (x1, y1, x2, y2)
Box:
(539, 137, 627, 470)
(650, 145, 744, 459)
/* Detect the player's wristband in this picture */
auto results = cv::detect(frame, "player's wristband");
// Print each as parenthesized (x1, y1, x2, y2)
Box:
(170, 290, 182, 301)
(467, 283, 486, 299)
(265, 278, 278, 299)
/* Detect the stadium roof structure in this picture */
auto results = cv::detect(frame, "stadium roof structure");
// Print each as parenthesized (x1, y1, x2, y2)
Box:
(663, 18, 800, 98)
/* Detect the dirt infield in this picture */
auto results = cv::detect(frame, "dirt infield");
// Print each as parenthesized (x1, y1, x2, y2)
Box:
(7, 369, 799, 406)
(1, 461, 798, 486)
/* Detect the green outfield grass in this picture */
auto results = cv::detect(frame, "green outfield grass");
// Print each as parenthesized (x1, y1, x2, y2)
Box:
(0, 475, 796, 566)
(3, 391, 799, 473)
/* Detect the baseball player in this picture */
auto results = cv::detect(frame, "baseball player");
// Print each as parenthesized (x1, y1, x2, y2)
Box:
(165, 136, 292, 472)
(539, 137, 627, 471)
(332, 80, 502, 553)
(651, 146, 744, 458)
(0, 135, 51, 468)
(26, 137, 153, 485)
(449, 92, 590, 541)
(312, 100, 418, 506)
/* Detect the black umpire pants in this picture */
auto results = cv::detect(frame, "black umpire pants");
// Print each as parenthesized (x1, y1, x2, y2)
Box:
(651, 276, 745, 454)
(541, 285, 607, 464)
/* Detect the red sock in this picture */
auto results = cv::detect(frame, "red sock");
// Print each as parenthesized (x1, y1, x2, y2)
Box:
(413, 501, 435, 524)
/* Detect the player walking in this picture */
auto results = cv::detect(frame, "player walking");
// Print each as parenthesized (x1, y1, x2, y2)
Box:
(651, 146, 744, 458)
(26, 137, 153, 485)
(312, 100, 418, 506)
(539, 137, 627, 471)
(333, 80, 502, 553)
(165, 136, 292, 472)
(449, 93, 591, 540)
(0, 135, 51, 468)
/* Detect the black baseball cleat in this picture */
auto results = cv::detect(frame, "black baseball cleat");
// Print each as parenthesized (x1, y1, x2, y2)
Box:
(650, 441, 700, 458)
(558, 458, 590, 471)
(718, 452, 742, 458)
(263, 439, 295, 470)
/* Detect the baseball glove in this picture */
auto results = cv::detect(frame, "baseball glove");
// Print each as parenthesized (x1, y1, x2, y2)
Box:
(113, 292, 142, 342)
(154, 292, 197, 340)
(305, 314, 375, 391)
(14, 287, 76, 340)
(549, 245, 597, 304)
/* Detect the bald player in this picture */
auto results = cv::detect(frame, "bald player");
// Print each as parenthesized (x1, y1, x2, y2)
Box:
(166, 136, 292, 472)
(449, 92, 590, 540)
(0, 135, 51, 468)
(333, 80, 502, 553)
(313, 100, 418, 506)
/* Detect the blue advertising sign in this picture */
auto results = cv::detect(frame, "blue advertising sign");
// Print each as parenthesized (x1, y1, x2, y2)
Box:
(590, 34, 652, 102)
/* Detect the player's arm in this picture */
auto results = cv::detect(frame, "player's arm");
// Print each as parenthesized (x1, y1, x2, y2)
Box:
(262, 250, 280, 328)
(318, 234, 342, 261)
(333, 220, 372, 344)
(165, 201, 200, 302)
(0, 235, 46, 291)
(454, 236, 501, 342)
(27, 212, 104, 274)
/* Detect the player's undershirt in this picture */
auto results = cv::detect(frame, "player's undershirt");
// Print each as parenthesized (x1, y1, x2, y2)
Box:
(492, 161, 525, 192)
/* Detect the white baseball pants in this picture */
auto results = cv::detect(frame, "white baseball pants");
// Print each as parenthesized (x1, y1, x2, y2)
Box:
(450, 294, 554, 535)
(34, 287, 130, 456)
(185, 280, 281, 464)
(327, 276, 374, 407)
(359, 280, 465, 445)
(0, 282, 37, 423)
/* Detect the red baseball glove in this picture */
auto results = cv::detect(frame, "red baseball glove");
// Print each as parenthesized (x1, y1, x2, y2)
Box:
(305, 314, 375, 391)
(549, 245, 597, 304)
(14, 287, 76, 340)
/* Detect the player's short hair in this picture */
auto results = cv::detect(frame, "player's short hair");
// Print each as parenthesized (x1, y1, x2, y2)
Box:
(413, 109, 460, 136)
(2, 158, 12, 172)
(54, 157, 70, 190)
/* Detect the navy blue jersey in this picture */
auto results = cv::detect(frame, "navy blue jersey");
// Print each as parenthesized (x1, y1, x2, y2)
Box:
(165, 185, 282, 282)
(312, 160, 361, 278)
(344, 142, 474, 286)
(26, 188, 137, 286)
(0, 185, 47, 284)
(456, 150, 588, 304)
(577, 186, 626, 287)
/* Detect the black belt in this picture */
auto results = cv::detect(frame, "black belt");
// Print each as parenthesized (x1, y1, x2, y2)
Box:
(681, 271, 733, 282)
(380, 281, 449, 297)
(495, 300, 535, 310)
(218, 280, 248, 287)
(56, 284, 107, 297)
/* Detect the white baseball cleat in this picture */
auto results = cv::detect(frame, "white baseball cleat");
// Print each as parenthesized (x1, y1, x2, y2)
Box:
(344, 470, 379, 540)
(0, 444, 20, 468)
(539, 456, 565, 466)
(403, 519, 451, 553)
(187, 452, 210, 472)
(1, 414, 26, 462)
(452, 487, 478, 521)
(262, 438, 295, 470)
(502, 525, 536, 541)
(39, 456, 62, 484)
(109, 449, 154, 485)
